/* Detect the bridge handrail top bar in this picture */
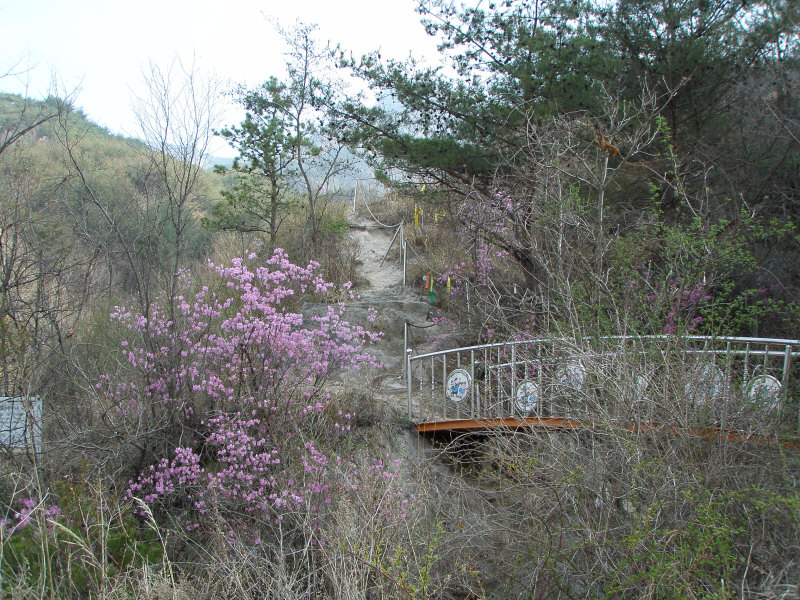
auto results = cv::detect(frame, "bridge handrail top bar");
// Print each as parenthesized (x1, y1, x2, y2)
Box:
(483, 348, 799, 368)
(408, 335, 800, 363)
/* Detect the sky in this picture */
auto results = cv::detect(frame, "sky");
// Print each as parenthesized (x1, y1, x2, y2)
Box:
(0, 0, 444, 157)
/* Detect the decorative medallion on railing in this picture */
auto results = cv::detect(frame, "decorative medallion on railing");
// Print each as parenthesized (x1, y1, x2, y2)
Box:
(407, 336, 800, 441)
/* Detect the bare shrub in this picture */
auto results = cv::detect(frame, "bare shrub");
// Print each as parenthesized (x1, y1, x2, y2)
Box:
(317, 228, 362, 288)
(409, 336, 800, 598)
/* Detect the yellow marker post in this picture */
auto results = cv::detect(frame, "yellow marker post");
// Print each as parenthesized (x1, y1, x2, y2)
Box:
(446, 276, 451, 294)
(414, 205, 419, 229)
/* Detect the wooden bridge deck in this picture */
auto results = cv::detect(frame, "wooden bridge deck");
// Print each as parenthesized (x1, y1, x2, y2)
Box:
(415, 416, 581, 433)
(415, 417, 799, 448)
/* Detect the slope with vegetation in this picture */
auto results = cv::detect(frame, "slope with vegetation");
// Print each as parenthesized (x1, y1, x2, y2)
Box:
(1, 1, 799, 598)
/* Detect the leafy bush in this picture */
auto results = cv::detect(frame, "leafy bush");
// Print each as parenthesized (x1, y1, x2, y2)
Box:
(1, 481, 163, 598)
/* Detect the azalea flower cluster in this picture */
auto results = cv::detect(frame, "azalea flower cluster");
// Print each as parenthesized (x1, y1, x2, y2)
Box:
(111, 250, 381, 527)
(0, 497, 61, 536)
(626, 267, 711, 334)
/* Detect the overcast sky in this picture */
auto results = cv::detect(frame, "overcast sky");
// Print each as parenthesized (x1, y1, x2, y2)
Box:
(0, 0, 443, 156)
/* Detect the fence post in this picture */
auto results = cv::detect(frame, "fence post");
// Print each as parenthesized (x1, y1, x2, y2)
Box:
(402, 225, 407, 287)
(403, 322, 408, 379)
(407, 348, 414, 421)
(511, 343, 517, 415)
(470, 349, 476, 418)
(783, 344, 797, 435)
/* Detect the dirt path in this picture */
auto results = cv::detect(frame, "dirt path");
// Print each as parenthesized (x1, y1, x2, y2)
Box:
(327, 211, 436, 399)
(341, 209, 451, 477)
(348, 216, 404, 290)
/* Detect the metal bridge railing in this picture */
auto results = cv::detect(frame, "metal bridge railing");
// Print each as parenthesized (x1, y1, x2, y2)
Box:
(406, 336, 800, 436)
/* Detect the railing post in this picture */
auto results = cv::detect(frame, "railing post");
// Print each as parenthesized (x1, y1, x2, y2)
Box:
(781, 344, 795, 435)
(511, 343, 517, 418)
(430, 356, 435, 419)
(782, 344, 792, 390)
(403, 322, 408, 379)
(442, 354, 448, 420)
(407, 348, 414, 422)
(401, 225, 407, 287)
(470, 349, 476, 419)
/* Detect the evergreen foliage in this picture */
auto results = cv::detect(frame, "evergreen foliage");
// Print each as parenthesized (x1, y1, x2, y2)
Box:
(334, 0, 800, 337)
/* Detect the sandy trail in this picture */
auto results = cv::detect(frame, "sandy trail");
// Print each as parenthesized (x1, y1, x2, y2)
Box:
(334, 211, 429, 395)
(348, 215, 404, 290)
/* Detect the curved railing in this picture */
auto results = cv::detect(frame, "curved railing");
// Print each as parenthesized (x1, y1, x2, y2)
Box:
(406, 336, 800, 437)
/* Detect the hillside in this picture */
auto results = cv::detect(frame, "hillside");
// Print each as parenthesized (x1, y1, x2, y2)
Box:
(1, 1, 800, 595)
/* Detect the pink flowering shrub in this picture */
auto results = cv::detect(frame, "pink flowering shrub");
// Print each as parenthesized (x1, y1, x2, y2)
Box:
(620, 266, 711, 335)
(433, 234, 515, 343)
(430, 189, 515, 301)
(435, 241, 509, 296)
(0, 497, 61, 536)
(108, 250, 381, 527)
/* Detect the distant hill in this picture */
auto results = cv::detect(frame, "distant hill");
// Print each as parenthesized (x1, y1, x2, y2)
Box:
(0, 92, 380, 201)
(207, 155, 235, 170)
(0, 92, 221, 170)
(0, 92, 140, 148)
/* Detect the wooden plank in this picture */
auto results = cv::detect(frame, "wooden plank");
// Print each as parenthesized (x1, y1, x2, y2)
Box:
(415, 416, 583, 433)
(415, 418, 799, 449)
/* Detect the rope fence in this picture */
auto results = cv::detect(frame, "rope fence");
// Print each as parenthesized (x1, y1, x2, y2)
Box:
(351, 183, 478, 372)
